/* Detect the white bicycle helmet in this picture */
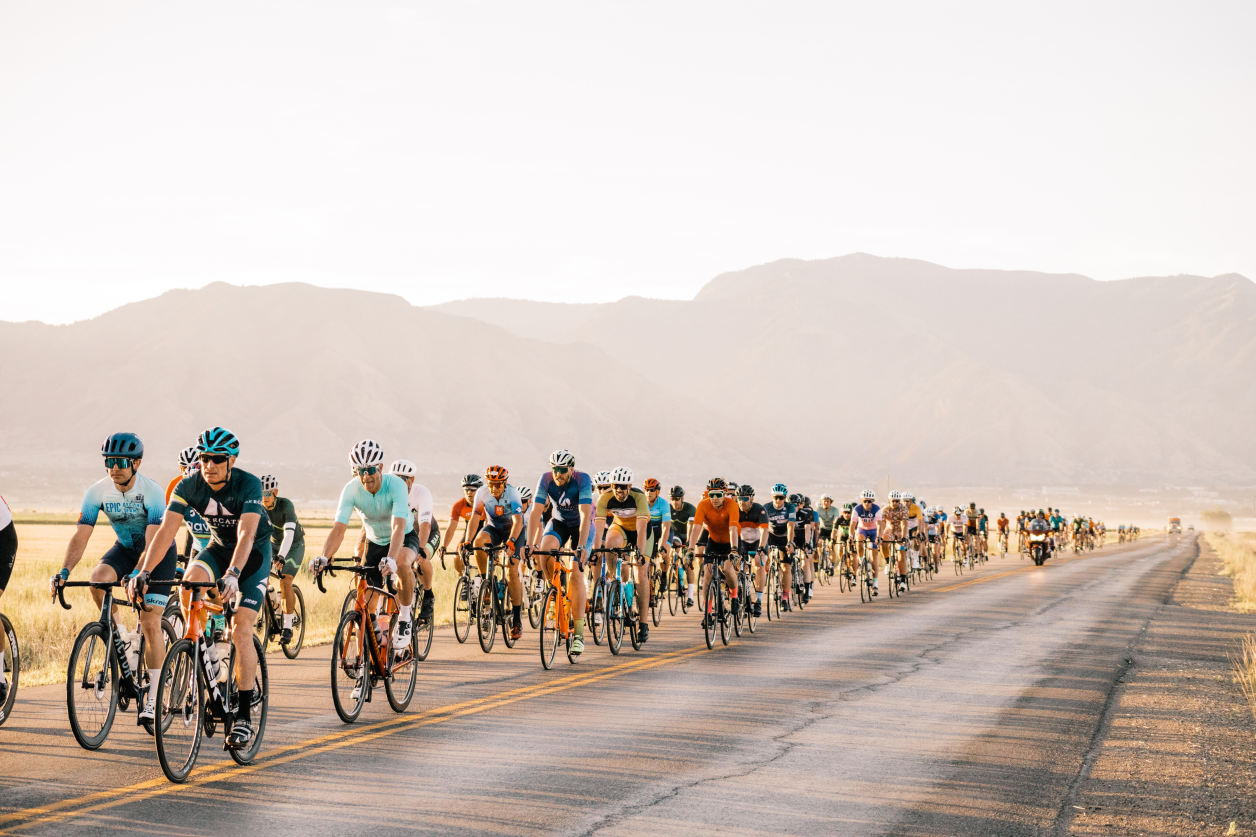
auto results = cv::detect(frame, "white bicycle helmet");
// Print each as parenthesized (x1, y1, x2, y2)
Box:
(860, 489, 875, 500)
(260, 474, 278, 492)
(519, 485, 534, 502)
(610, 466, 633, 486)
(349, 439, 385, 468)
(389, 459, 417, 478)
(549, 449, 575, 468)
(594, 470, 612, 487)
(178, 446, 199, 470)
(889, 490, 901, 501)
(903, 491, 914, 501)
(820, 493, 832, 501)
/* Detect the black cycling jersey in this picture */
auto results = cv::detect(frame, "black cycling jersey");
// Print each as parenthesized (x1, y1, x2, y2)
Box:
(763, 501, 796, 538)
(669, 501, 697, 542)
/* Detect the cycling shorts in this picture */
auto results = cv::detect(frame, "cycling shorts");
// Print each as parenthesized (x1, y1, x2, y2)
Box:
(966, 524, 978, 535)
(480, 524, 520, 560)
(854, 528, 878, 546)
(0, 522, 16, 592)
(791, 530, 810, 550)
(647, 521, 663, 557)
(838, 527, 850, 541)
(819, 527, 833, 541)
(278, 542, 305, 578)
(701, 540, 732, 564)
(190, 541, 271, 612)
(927, 534, 939, 543)
(101, 538, 176, 607)
(543, 518, 582, 549)
(696, 529, 710, 548)
(355, 532, 421, 590)
(610, 523, 654, 560)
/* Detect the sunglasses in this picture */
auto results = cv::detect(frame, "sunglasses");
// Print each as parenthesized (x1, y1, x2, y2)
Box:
(772, 494, 785, 500)
(263, 489, 278, 498)
(612, 484, 630, 490)
(551, 466, 570, 475)
(199, 454, 229, 465)
(708, 491, 725, 499)
(104, 457, 134, 469)
(353, 465, 381, 476)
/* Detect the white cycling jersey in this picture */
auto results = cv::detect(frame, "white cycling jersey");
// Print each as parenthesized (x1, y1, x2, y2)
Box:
(407, 482, 434, 527)
(0, 495, 12, 530)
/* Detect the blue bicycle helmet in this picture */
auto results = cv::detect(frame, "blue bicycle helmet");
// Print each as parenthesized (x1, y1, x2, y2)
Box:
(196, 426, 240, 456)
(771, 483, 787, 496)
(101, 432, 144, 459)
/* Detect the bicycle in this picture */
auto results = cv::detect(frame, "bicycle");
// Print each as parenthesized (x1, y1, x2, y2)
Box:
(648, 546, 665, 628)
(700, 551, 734, 649)
(316, 560, 418, 723)
(952, 535, 966, 575)
(524, 552, 546, 629)
(474, 544, 519, 654)
(591, 547, 642, 655)
(736, 549, 756, 635)
(857, 539, 878, 602)
(664, 544, 690, 616)
(998, 531, 1009, 559)
(838, 539, 858, 594)
(254, 564, 306, 660)
(0, 611, 18, 727)
(444, 544, 477, 644)
(153, 578, 268, 782)
(763, 546, 781, 620)
(532, 549, 579, 670)
(817, 539, 834, 587)
(58, 579, 178, 749)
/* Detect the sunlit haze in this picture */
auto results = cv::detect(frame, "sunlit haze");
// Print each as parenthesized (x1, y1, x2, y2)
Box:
(1, 1, 1253, 323)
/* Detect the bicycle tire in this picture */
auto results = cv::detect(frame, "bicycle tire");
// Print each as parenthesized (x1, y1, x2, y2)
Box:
(414, 599, 435, 662)
(67, 621, 119, 750)
(227, 635, 268, 764)
(678, 563, 690, 614)
(528, 572, 544, 629)
(0, 614, 18, 726)
(719, 578, 731, 646)
(606, 580, 624, 655)
(476, 577, 496, 654)
(140, 618, 180, 737)
(767, 564, 778, 620)
(340, 589, 356, 619)
(651, 568, 663, 627)
(590, 580, 607, 646)
(330, 611, 366, 723)
(666, 564, 679, 615)
(154, 638, 201, 783)
(539, 587, 561, 670)
(163, 598, 185, 643)
(282, 586, 306, 659)
(385, 621, 418, 713)
(859, 561, 870, 603)
(254, 596, 272, 653)
(452, 576, 471, 643)
(732, 576, 744, 638)
(702, 575, 718, 649)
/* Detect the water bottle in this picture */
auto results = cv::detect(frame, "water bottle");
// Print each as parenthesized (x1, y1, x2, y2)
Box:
(203, 639, 221, 684)
(533, 572, 544, 595)
(214, 638, 231, 683)
(471, 575, 482, 600)
(495, 577, 506, 602)
(376, 613, 389, 646)
(122, 625, 142, 675)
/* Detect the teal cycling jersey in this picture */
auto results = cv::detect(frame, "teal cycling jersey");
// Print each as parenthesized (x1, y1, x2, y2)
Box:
(169, 469, 272, 551)
(648, 496, 671, 523)
(78, 473, 167, 550)
(335, 474, 413, 546)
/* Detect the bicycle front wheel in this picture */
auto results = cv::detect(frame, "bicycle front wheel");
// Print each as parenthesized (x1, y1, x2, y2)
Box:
(283, 586, 306, 659)
(702, 574, 718, 649)
(155, 638, 202, 783)
(528, 572, 544, 629)
(539, 587, 561, 670)
(254, 596, 272, 652)
(719, 579, 731, 646)
(589, 580, 607, 646)
(331, 611, 367, 723)
(651, 568, 663, 627)
(666, 563, 678, 615)
(0, 614, 18, 726)
(452, 576, 471, 643)
(476, 577, 496, 654)
(67, 622, 119, 750)
(228, 635, 268, 765)
(606, 580, 624, 655)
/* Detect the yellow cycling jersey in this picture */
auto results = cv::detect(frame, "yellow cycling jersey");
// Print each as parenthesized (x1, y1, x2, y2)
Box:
(596, 487, 650, 532)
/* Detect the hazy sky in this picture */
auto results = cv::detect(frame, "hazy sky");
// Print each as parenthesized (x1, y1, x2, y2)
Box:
(2, 1, 1253, 323)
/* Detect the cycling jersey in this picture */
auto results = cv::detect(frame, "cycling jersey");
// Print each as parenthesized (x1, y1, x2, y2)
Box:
(169, 469, 273, 551)
(997, 517, 1009, 532)
(979, 514, 988, 533)
(472, 484, 523, 530)
(0, 494, 11, 530)
(883, 502, 908, 540)
(165, 475, 211, 549)
(692, 498, 740, 545)
(794, 506, 815, 545)
(0, 496, 14, 591)
(852, 502, 882, 532)
(669, 501, 697, 542)
(596, 487, 650, 532)
(647, 495, 672, 524)
(80, 473, 168, 551)
(266, 496, 305, 554)
(965, 510, 981, 530)
(533, 470, 594, 526)
(333, 474, 412, 545)
(404, 483, 434, 528)
(906, 502, 923, 531)
(814, 505, 840, 531)
(737, 502, 768, 545)
(763, 501, 796, 538)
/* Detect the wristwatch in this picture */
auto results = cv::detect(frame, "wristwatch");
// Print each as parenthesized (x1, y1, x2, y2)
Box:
(225, 567, 241, 579)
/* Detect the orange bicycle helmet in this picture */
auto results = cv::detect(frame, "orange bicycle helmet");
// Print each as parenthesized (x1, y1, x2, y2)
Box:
(644, 478, 661, 491)
(485, 465, 509, 483)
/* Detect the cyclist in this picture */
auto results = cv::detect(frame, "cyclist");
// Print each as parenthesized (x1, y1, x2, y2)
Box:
(127, 427, 269, 746)
(904, 492, 925, 572)
(688, 478, 741, 627)
(882, 491, 909, 593)
(851, 489, 883, 595)
(790, 493, 816, 603)
(951, 506, 968, 560)
(814, 494, 839, 577)
(997, 512, 1010, 553)
(594, 467, 652, 643)
(466, 466, 526, 641)
(165, 446, 212, 560)
(964, 502, 982, 559)
(666, 486, 698, 607)
(734, 485, 768, 616)
(763, 485, 796, 611)
(260, 474, 305, 645)
(925, 506, 941, 569)
(836, 502, 855, 574)
(439, 474, 485, 575)
(0, 494, 15, 703)
(978, 507, 989, 559)
(53, 432, 175, 725)
(527, 449, 594, 656)
(387, 460, 438, 628)
(643, 479, 671, 614)
(311, 440, 420, 655)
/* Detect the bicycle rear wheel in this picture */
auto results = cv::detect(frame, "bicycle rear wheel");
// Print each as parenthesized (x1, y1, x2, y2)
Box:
(281, 586, 306, 659)
(330, 611, 367, 723)
(452, 576, 471, 643)
(385, 622, 418, 713)
(589, 580, 607, 646)
(606, 580, 624, 655)
(67, 622, 118, 750)
(476, 578, 496, 654)
(227, 635, 268, 764)
(154, 638, 202, 783)
(766, 567, 778, 620)
(253, 596, 272, 653)
(413, 597, 435, 662)
(539, 587, 561, 670)
(0, 614, 18, 726)
(163, 598, 185, 642)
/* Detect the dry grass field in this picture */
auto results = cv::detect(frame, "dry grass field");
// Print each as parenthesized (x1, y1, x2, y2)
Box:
(1, 516, 467, 687)
(1206, 532, 1256, 721)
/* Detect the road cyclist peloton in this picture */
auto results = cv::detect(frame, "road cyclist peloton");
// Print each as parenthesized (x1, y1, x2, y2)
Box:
(125, 427, 270, 747)
(526, 449, 594, 657)
(51, 432, 177, 725)
(309, 439, 421, 658)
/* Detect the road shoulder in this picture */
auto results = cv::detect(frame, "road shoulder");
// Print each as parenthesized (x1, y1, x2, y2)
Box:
(1064, 536, 1256, 835)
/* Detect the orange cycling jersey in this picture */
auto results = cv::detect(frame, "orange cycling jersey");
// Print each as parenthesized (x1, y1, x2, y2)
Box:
(997, 518, 1009, 531)
(692, 498, 740, 545)
(165, 475, 181, 504)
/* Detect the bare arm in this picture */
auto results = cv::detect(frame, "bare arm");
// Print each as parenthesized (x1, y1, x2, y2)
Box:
(387, 516, 406, 563)
(60, 524, 96, 574)
(322, 521, 349, 559)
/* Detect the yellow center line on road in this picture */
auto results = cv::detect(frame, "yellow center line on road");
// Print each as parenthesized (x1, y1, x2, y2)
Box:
(0, 644, 709, 834)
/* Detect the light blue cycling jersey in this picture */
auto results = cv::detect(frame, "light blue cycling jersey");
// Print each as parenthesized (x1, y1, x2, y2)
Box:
(472, 484, 523, 529)
(78, 473, 166, 551)
(648, 495, 671, 523)
(335, 474, 413, 545)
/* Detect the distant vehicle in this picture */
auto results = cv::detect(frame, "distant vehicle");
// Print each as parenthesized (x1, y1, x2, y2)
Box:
(1167, 517, 1182, 534)
(1187, 525, 1194, 532)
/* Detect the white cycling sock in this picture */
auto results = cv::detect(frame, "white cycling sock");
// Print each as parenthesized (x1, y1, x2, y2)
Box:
(687, 583, 696, 599)
(283, 613, 294, 629)
(398, 605, 412, 623)
(147, 669, 160, 703)
(873, 577, 879, 587)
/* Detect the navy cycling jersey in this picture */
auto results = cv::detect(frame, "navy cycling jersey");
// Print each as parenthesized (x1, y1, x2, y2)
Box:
(795, 507, 814, 530)
(168, 468, 272, 551)
(533, 470, 593, 527)
(763, 502, 796, 537)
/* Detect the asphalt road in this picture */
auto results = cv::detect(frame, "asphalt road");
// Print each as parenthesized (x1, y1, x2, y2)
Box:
(0, 535, 1196, 836)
